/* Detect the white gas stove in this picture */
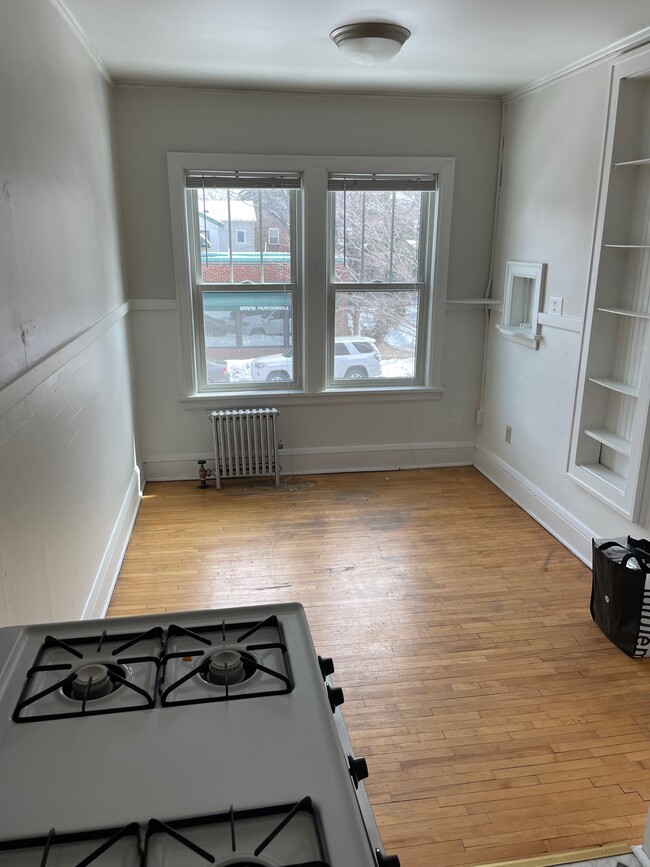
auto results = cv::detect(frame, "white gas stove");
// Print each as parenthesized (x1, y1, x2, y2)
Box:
(0, 603, 400, 866)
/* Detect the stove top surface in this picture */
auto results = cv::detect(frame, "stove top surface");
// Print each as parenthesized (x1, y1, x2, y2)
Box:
(0, 604, 377, 867)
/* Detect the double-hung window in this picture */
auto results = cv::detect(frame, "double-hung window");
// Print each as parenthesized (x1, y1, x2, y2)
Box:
(328, 173, 437, 386)
(169, 154, 454, 401)
(184, 171, 300, 392)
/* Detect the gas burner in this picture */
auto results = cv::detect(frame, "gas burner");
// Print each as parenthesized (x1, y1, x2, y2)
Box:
(201, 647, 258, 686)
(13, 628, 163, 722)
(142, 797, 329, 866)
(160, 616, 292, 706)
(62, 662, 126, 701)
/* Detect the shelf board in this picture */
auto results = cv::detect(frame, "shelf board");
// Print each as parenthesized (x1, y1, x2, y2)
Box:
(495, 324, 537, 339)
(580, 463, 627, 494)
(603, 244, 650, 249)
(597, 306, 650, 319)
(614, 158, 650, 167)
(583, 427, 632, 456)
(587, 377, 639, 397)
(446, 299, 501, 306)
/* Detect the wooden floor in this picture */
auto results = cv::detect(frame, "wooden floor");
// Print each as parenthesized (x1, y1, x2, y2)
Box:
(110, 468, 650, 867)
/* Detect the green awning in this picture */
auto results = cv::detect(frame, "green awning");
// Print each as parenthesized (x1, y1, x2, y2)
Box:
(203, 291, 291, 313)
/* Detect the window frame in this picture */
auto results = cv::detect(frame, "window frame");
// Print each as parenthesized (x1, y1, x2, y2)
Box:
(190, 181, 300, 394)
(326, 177, 437, 388)
(168, 153, 455, 403)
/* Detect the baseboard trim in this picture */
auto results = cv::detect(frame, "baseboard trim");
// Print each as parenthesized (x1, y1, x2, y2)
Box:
(141, 443, 476, 481)
(474, 446, 594, 566)
(81, 468, 142, 620)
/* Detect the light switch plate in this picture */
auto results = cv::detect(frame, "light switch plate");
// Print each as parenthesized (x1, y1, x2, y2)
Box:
(548, 296, 564, 316)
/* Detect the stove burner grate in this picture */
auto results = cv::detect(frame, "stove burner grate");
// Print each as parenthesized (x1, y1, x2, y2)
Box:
(0, 821, 142, 866)
(142, 797, 330, 866)
(0, 800, 330, 867)
(160, 615, 293, 706)
(12, 627, 163, 723)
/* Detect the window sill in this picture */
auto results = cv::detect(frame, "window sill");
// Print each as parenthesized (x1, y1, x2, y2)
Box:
(495, 323, 542, 349)
(180, 386, 444, 410)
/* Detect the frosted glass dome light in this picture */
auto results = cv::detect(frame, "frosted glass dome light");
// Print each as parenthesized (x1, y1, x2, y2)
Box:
(330, 23, 411, 65)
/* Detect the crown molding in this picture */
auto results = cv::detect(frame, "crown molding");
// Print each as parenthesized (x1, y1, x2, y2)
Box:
(50, 0, 112, 84)
(114, 79, 499, 103)
(504, 26, 650, 104)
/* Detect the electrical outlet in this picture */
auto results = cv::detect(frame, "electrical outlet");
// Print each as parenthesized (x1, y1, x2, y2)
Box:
(548, 296, 563, 316)
(505, 425, 512, 444)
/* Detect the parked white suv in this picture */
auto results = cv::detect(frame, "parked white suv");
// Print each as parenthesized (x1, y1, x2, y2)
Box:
(251, 338, 382, 382)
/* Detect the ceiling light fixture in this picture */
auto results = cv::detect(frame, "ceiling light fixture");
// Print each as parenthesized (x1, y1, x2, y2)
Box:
(330, 22, 411, 66)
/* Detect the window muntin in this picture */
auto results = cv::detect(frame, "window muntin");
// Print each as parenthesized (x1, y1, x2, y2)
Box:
(184, 172, 300, 393)
(328, 174, 436, 386)
(268, 227, 280, 245)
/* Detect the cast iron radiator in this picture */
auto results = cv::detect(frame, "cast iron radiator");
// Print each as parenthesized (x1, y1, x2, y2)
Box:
(210, 409, 280, 489)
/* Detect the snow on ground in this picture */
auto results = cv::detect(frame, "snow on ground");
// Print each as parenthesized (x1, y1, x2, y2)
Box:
(381, 357, 415, 378)
(227, 359, 253, 382)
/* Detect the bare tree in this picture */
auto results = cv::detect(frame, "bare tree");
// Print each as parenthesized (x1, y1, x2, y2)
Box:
(334, 190, 421, 346)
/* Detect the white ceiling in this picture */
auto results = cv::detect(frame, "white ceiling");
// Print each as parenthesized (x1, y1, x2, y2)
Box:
(64, 0, 650, 97)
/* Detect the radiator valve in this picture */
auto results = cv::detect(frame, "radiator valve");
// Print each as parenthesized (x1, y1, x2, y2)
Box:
(197, 459, 215, 489)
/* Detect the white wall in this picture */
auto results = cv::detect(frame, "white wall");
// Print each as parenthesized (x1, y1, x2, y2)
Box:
(114, 86, 501, 479)
(476, 59, 650, 563)
(0, 2, 138, 625)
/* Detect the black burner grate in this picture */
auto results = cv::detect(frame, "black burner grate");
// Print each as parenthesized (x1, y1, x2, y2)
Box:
(0, 822, 142, 865)
(143, 797, 329, 866)
(159, 615, 293, 706)
(12, 627, 164, 723)
(0, 800, 330, 866)
(11, 616, 294, 722)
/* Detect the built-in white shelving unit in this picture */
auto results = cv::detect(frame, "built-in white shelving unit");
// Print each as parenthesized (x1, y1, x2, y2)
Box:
(569, 47, 650, 519)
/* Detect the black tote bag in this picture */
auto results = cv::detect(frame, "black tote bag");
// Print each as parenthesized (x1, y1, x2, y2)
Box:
(591, 538, 650, 657)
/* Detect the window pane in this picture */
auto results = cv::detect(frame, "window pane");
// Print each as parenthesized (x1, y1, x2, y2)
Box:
(334, 291, 418, 380)
(203, 290, 293, 385)
(333, 190, 423, 283)
(191, 187, 293, 284)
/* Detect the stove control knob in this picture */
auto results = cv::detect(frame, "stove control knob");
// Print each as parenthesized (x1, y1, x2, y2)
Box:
(326, 685, 344, 712)
(376, 851, 401, 867)
(318, 656, 335, 680)
(348, 754, 369, 788)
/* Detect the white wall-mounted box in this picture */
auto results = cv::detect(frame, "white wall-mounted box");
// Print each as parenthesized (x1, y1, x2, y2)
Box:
(495, 260, 546, 348)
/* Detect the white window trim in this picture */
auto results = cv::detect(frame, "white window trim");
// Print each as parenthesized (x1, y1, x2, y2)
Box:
(167, 152, 455, 401)
(235, 228, 247, 244)
(268, 227, 280, 244)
